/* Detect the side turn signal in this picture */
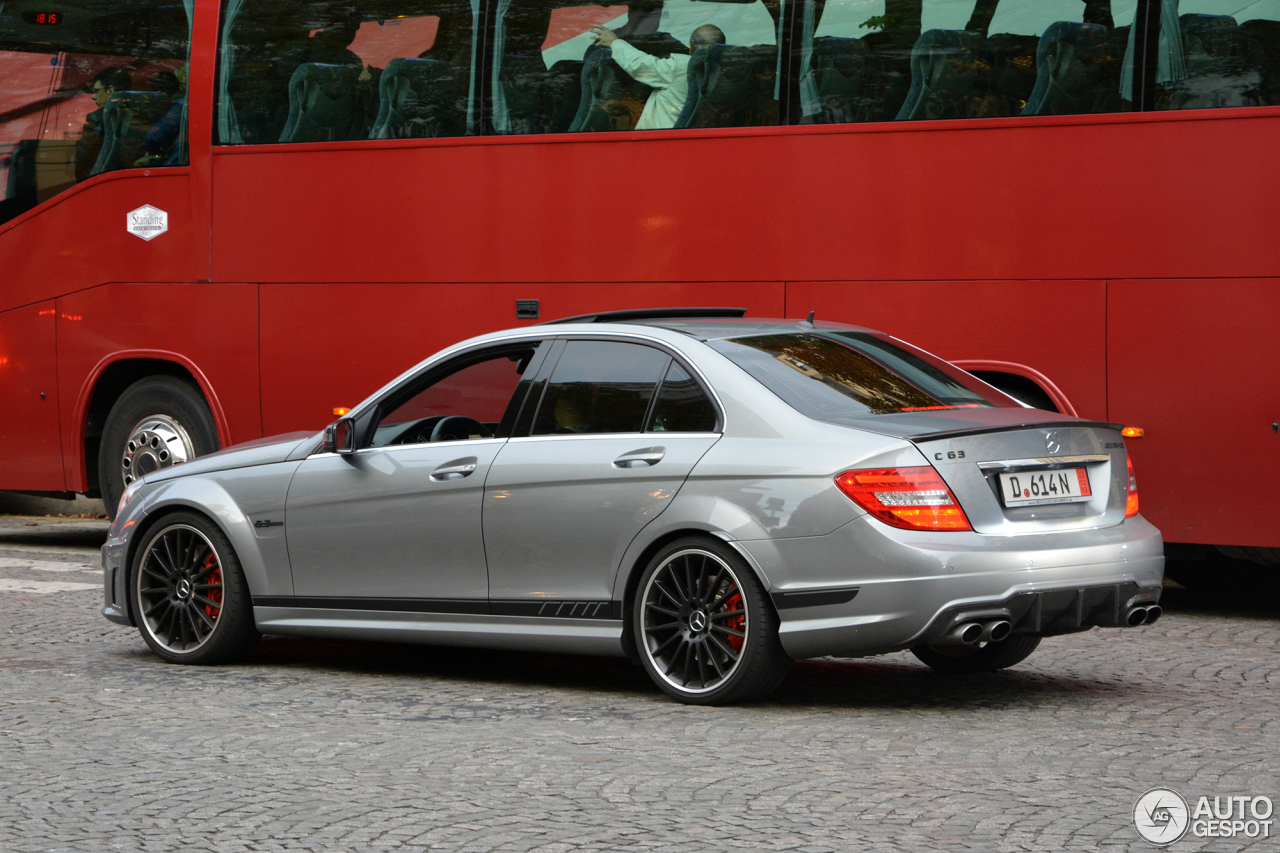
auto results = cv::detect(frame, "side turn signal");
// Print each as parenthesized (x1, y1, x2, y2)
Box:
(1121, 426, 1144, 438)
(333, 407, 351, 416)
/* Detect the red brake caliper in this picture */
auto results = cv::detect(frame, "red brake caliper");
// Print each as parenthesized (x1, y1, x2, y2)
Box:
(723, 592, 745, 652)
(203, 553, 223, 618)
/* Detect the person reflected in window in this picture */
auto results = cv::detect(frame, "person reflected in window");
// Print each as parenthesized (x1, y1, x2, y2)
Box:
(135, 62, 187, 167)
(589, 23, 725, 129)
(76, 66, 132, 182)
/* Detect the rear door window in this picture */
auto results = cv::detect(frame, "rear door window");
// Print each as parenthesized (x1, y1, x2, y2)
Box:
(530, 340, 671, 434)
(709, 330, 1013, 423)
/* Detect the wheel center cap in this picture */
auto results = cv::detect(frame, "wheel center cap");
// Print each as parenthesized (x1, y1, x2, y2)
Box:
(175, 579, 192, 600)
(689, 610, 707, 633)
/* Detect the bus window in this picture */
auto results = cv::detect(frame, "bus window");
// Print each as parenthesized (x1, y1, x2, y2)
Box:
(793, 0, 1135, 124)
(492, 0, 781, 135)
(0, 2, 191, 227)
(216, 0, 478, 144)
(1150, 0, 1280, 110)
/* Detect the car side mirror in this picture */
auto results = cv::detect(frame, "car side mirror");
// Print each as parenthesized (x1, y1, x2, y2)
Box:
(322, 417, 357, 455)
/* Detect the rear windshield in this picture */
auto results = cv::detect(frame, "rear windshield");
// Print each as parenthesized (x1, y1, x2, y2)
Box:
(709, 331, 1014, 422)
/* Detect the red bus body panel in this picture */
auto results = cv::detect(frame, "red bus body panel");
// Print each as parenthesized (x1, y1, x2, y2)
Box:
(0, 0, 1276, 550)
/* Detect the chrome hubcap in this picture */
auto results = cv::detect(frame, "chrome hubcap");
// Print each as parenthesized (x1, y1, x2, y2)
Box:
(121, 415, 195, 486)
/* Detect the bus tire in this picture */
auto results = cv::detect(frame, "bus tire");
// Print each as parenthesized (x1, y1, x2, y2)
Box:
(99, 376, 219, 520)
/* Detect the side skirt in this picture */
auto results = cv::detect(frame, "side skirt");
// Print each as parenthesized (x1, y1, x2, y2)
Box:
(252, 606, 626, 657)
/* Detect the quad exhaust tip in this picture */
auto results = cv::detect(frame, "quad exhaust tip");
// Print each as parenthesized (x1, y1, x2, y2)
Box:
(1124, 604, 1162, 627)
(938, 619, 1011, 646)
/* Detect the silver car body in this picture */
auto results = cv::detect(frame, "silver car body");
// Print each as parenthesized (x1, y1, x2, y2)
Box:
(101, 319, 1164, 660)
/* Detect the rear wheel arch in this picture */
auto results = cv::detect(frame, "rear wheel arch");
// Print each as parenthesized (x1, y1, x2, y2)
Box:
(952, 360, 1074, 415)
(618, 527, 774, 663)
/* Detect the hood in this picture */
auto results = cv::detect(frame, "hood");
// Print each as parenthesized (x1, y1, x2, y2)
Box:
(143, 431, 317, 484)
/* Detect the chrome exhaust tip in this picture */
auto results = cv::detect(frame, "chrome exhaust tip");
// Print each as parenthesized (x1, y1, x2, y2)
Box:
(1143, 605, 1162, 625)
(938, 622, 984, 646)
(981, 620, 1012, 643)
(1125, 607, 1149, 627)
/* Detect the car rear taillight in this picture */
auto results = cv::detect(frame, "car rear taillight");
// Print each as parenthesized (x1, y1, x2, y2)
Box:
(1125, 456, 1139, 518)
(835, 467, 972, 531)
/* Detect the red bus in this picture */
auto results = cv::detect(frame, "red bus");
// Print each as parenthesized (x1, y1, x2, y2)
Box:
(1, 0, 1277, 566)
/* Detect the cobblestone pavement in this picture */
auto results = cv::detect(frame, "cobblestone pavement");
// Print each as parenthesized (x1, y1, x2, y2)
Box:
(1, 517, 1277, 853)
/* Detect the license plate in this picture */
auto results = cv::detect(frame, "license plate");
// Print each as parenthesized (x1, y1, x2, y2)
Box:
(999, 468, 1092, 507)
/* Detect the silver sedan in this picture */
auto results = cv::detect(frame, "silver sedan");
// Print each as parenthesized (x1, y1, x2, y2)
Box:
(101, 309, 1164, 704)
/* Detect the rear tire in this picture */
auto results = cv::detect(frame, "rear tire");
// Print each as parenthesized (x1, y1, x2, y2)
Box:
(911, 634, 1042, 674)
(130, 511, 260, 664)
(99, 376, 219, 520)
(633, 537, 792, 705)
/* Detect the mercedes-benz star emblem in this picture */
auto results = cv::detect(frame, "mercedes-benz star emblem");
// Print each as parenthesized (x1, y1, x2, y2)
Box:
(176, 579, 192, 600)
(1045, 431, 1061, 454)
(689, 611, 707, 632)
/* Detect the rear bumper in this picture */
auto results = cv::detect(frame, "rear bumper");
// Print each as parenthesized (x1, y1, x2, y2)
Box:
(740, 513, 1164, 659)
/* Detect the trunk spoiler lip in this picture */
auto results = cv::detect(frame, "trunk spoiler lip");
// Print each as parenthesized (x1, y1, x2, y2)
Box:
(906, 420, 1124, 443)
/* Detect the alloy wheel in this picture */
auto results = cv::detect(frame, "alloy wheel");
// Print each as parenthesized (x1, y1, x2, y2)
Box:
(640, 548, 749, 694)
(135, 523, 225, 654)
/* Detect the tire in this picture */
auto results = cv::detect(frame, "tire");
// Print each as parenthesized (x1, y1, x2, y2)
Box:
(130, 510, 260, 664)
(911, 634, 1042, 674)
(633, 537, 792, 705)
(99, 376, 219, 520)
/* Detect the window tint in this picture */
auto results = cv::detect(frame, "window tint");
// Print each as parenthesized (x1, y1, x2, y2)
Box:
(1152, 1, 1280, 110)
(0, 2, 190, 226)
(493, 0, 782, 135)
(794, 0, 1135, 124)
(648, 361, 718, 432)
(217, 0, 477, 144)
(371, 346, 538, 446)
(709, 331, 1008, 423)
(531, 340, 670, 434)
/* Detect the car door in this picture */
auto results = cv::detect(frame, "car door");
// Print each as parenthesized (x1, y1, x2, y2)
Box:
(483, 338, 722, 611)
(285, 340, 548, 606)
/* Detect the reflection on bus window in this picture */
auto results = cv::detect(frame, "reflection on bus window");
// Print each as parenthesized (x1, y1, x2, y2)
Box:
(216, 0, 478, 144)
(794, 0, 1136, 124)
(493, 0, 782, 135)
(1150, 0, 1280, 110)
(0, 1, 191, 227)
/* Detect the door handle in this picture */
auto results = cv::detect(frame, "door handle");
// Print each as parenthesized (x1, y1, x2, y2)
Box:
(613, 447, 665, 469)
(431, 459, 478, 481)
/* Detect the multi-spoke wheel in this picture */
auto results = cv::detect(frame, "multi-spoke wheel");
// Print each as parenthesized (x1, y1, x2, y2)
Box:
(911, 634, 1042, 674)
(634, 538, 791, 705)
(131, 511, 259, 664)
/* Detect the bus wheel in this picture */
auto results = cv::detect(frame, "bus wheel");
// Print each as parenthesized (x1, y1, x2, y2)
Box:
(99, 377, 219, 520)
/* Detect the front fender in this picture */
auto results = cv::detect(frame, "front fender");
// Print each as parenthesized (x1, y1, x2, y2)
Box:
(120, 465, 301, 610)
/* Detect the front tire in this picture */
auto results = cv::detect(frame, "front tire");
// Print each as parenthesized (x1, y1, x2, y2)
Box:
(99, 376, 219, 520)
(634, 537, 792, 705)
(911, 634, 1042, 674)
(130, 511, 260, 664)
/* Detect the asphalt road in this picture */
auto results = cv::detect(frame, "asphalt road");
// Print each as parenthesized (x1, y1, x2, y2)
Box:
(1, 517, 1277, 852)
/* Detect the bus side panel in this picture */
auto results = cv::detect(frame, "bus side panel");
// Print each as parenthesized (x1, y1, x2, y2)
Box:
(211, 112, 1280, 287)
(1109, 278, 1280, 548)
(787, 280, 1107, 419)
(0, 174, 195, 313)
(55, 283, 261, 492)
(258, 281, 785, 435)
(0, 301, 67, 490)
